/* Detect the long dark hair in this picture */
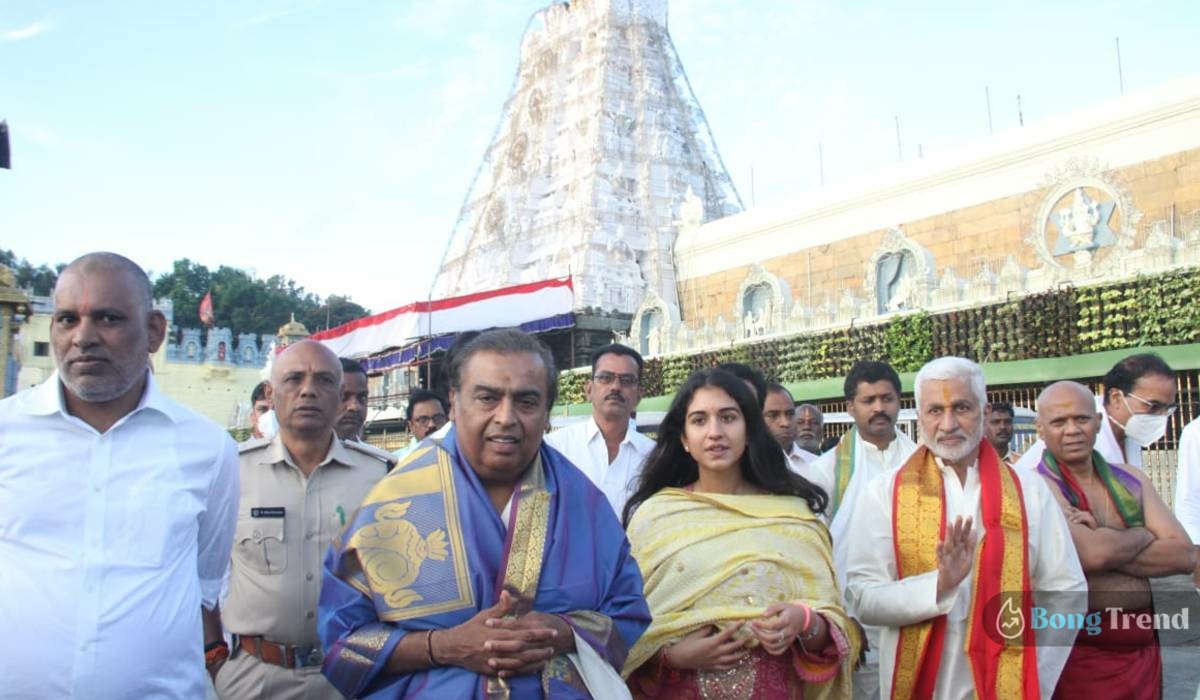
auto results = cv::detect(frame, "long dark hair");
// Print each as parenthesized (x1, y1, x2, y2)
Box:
(623, 369, 828, 526)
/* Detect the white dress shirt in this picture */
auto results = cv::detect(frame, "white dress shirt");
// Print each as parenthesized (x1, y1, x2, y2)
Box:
(545, 416, 654, 519)
(784, 442, 820, 475)
(808, 430, 917, 587)
(1174, 417, 1200, 542)
(1015, 396, 1142, 471)
(0, 373, 240, 699)
(844, 455, 1087, 700)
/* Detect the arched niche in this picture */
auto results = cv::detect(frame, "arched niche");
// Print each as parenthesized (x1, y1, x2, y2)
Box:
(629, 290, 681, 357)
(733, 264, 791, 338)
(864, 227, 937, 315)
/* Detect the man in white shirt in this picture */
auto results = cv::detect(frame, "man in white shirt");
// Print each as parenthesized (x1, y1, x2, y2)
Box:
(1175, 416, 1200, 589)
(393, 389, 449, 461)
(764, 383, 820, 473)
(1016, 353, 1177, 472)
(545, 344, 654, 520)
(806, 360, 916, 699)
(844, 357, 1086, 700)
(0, 252, 240, 699)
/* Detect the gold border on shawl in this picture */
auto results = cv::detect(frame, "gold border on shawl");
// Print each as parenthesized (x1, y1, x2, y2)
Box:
(891, 450, 943, 699)
(994, 464, 1027, 698)
(487, 471, 553, 700)
(503, 489, 551, 603)
(374, 449, 475, 622)
(832, 428, 856, 518)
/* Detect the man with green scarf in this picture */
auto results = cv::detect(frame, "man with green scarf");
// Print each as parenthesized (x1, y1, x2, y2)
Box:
(1034, 380, 1195, 700)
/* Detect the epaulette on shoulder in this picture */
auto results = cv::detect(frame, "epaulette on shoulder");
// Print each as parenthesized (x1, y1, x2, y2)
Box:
(238, 436, 272, 453)
(345, 440, 399, 468)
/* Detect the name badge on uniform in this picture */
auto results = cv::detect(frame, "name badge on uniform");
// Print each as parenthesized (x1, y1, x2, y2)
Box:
(251, 507, 286, 518)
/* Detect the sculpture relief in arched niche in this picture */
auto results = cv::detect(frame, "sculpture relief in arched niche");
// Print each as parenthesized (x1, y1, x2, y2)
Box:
(1026, 159, 1141, 272)
(865, 227, 936, 316)
(630, 291, 681, 357)
(733, 264, 791, 338)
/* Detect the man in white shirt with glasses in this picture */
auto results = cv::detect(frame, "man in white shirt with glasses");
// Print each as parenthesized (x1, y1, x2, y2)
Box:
(1016, 353, 1177, 472)
(546, 344, 654, 520)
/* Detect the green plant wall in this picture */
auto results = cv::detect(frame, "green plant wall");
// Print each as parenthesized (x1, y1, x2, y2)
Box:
(563, 267, 1200, 400)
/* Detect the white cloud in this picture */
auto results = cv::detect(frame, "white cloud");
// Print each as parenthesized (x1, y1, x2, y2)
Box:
(2, 19, 53, 42)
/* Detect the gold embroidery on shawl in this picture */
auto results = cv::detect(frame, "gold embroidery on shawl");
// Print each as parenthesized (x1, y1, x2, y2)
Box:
(344, 447, 474, 621)
(994, 464, 1028, 697)
(892, 449, 944, 700)
(486, 456, 553, 700)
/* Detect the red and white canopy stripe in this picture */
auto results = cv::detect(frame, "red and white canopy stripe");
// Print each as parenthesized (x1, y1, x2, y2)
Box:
(310, 277, 574, 359)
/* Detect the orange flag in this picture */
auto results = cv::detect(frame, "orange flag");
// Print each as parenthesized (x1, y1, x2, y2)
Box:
(199, 291, 215, 326)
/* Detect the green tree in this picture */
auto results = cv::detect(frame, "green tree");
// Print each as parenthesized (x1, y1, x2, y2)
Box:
(152, 258, 212, 329)
(150, 259, 371, 339)
(0, 248, 61, 295)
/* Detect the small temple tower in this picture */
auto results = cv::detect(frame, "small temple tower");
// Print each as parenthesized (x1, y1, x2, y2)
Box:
(0, 265, 29, 398)
(276, 313, 311, 348)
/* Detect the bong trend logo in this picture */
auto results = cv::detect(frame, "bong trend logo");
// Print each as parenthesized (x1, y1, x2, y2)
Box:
(996, 595, 1025, 640)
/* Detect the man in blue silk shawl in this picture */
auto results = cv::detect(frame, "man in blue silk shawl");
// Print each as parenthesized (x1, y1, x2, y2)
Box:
(318, 329, 650, 699)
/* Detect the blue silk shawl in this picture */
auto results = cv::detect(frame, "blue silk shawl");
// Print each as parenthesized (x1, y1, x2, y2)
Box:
(318, 427, 650, 698)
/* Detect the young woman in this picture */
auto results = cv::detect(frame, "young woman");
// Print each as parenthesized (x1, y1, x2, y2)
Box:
(622, 369, 859, 699)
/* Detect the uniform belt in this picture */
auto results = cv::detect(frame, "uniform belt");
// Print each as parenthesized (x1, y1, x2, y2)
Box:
(235, 634, 325, 669)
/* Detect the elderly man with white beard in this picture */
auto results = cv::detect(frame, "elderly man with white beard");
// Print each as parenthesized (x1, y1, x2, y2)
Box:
(843, 357, 1086, 700)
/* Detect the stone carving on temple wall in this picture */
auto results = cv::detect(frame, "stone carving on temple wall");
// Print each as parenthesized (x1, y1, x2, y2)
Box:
(165, 325, 267, 368)
(970, 263, 999, 302)
(236, 333, 262, 366)
(734, 264, 791, 339)
(205, 328, 233, 364)
(629, 289, 681, 357)
(1181, 210, 1200, 266)
(931, 268, 965, 307)
(1028, 157, 1141, 275)
(835, 289, 865, 324)
(810, 294, 837, 329)
(865, 227, 936, 315)
(998, 256, 1026, 297)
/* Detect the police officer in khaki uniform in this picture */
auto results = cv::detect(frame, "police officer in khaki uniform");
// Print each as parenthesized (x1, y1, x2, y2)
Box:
(212, 340, 387, 699)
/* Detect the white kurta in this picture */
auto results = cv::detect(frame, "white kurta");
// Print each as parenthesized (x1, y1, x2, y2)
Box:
(843, 456, 1087, 700)
(1174, 417, 1200, 542)
(545, 416, 654, 519)
(1015, 396, 1142, 471)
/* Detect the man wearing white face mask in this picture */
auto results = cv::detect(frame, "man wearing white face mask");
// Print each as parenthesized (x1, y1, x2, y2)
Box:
(1016, 353, 1177, 472)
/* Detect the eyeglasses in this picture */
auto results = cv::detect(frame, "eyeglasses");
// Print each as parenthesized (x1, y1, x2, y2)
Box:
(593, 372, 638, 388)
(1124, 392, 1177, 416)
(412, 414, 448, 427)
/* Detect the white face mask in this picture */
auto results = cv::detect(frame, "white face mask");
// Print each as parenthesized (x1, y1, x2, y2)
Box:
(258, 409, 279, 441)
(1115, 395, 1169, 448)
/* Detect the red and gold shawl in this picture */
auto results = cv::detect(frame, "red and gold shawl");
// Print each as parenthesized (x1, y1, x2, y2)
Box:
(890, 441, 1039, 700)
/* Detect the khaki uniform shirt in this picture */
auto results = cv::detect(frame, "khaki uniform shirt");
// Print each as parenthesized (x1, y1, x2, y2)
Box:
(223, 434, 387, 646)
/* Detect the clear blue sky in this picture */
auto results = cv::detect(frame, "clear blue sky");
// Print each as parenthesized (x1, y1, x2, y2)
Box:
(3, 0, 1198, 314)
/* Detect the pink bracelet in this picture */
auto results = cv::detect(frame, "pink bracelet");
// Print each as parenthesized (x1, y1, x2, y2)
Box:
(799, 604, 812, 637)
